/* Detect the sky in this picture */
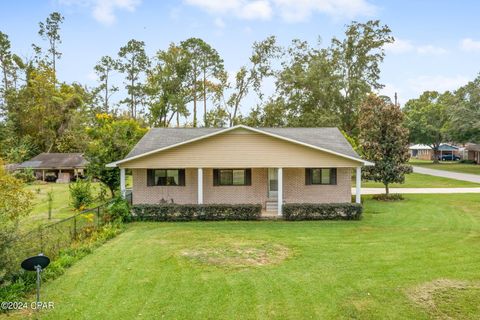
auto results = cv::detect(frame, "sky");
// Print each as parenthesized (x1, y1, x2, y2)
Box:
(1, 0, 480, 116)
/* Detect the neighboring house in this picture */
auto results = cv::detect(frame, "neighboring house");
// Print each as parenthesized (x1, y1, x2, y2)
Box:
(409, 143, 460, 160)
(18, 153, 88, 183)
(409, 144, 432, 160)
(108, 125, 372, 216)
(465, 144, 480, 164)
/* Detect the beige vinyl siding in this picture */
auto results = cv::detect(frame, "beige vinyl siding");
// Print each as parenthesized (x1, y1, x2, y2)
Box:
(121, 128, 360, 169)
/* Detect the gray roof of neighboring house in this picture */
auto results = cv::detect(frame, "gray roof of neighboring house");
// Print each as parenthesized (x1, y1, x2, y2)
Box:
(125, 126, 361, 160)
(18, 153, 88, 169)
(466, 143, 480, 152)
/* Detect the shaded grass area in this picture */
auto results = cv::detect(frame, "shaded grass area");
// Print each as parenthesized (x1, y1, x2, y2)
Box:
(7, 194, 480, 319)
(21, 182, 107, 232)
(354, 172, 480, 188)
(410, 160, 480, 175)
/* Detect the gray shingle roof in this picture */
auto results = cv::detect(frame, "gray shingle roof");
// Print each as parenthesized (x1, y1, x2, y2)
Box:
(18, 153, 88, 169)
(125, 126, 361, 161)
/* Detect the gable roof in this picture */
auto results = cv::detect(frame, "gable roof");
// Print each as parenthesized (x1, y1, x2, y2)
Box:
(110, 125, 370, 167)
(18, 153, 88, 169)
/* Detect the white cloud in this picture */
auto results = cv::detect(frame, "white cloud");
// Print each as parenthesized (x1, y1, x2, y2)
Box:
(273, 0, 376, 22)
(385, 38, 447, 56)
(238, 0, 272, 20)
(408, 75, 469, 95)
(385, 38, 414, 54)
(416, 45, 447, 55)
(460, 38, 480, 52)
(59, 0, 142, 25)
(184, 0, 375, 22)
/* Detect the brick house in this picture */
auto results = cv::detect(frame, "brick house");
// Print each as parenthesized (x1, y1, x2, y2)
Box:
(466, 144, 480, 164)
(107, 125, 372, 216)
(18, 153, 88, 183)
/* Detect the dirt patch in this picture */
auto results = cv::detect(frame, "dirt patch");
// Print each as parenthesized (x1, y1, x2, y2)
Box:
(406, 279, 480, 319)
(181, 242, 291, 267)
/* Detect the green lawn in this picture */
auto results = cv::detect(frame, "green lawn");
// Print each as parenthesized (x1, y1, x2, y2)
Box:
(12, 194, 480, 319)
(410, 160, 480, 175)
(21, 182, 107, 232)
(355, 172, 480, 188)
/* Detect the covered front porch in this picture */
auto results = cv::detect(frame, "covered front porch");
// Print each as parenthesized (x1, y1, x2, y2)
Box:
(120, 167, 363, 217)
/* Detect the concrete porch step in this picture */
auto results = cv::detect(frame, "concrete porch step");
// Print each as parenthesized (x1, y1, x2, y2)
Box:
(265, 200, 278, 212)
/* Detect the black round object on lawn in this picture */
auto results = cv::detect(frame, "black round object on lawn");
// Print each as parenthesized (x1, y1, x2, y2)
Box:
(21, 254, 50, 311)
(21, 255, 50, 271)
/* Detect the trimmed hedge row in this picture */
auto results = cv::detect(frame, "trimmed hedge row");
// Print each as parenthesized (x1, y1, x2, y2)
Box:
(131, 203, 262, 221)
(283, 203, 363, 220)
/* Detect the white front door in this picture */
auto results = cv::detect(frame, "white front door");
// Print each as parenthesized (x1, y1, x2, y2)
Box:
(268, 168, 278, 199)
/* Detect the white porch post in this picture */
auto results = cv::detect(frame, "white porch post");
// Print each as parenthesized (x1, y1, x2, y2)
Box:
(197, 168, 203, 204)
(120, 168, 126, 198)
(277, 167, 283, 216)
(356, 167, 361, 204)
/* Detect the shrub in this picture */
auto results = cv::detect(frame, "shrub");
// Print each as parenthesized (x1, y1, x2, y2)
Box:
(459, 159, 476, 164)
(283, 203, 362, 221)
(69, 179, 93, 210)
(106, 197, 131, 222)
(372, 193, 404, 201)
(12, 168, 35, 183)
(131, 203, 262, 221)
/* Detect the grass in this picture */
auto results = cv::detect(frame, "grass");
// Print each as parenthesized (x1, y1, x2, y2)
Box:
(410, 159, 480, 175)
(8, 194, 480, 319)
(354, 172, 480, 188)
(21, 182, 108, 232)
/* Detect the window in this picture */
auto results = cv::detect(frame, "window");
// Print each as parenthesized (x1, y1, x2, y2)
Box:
(147, 169, 185, 186)
(305, 168, 337, 185)
(214, 169, 251, 186)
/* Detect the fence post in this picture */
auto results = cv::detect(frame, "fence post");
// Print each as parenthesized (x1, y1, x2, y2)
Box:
(73, 215, 77, 241)
(97, 207, 100, 228)
(39, 225, 44, 253)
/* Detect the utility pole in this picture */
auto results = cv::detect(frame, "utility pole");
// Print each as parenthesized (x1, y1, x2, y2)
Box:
(394, 92, 398, 106)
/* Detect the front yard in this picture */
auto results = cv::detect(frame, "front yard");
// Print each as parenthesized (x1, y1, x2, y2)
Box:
(9, 194, 480, 319)
(20, 182, 107, 232)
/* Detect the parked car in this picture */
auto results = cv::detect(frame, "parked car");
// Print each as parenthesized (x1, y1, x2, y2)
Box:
(438, 154, 460, 161)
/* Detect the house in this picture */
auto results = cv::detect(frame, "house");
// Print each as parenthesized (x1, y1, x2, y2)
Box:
(18, 153, 88, 183)
(409, 144, 432, 160)
(107, 125, 372, 216)
(465, 144, 480, 164)
(409, 143, 460, 160)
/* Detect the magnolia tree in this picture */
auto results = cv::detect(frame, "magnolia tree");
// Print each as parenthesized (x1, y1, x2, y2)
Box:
(359, 95, 412, 196)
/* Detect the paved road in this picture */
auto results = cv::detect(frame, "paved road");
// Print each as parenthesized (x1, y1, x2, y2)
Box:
(353, 187, 480, 195)
(412, 166, 480, 184)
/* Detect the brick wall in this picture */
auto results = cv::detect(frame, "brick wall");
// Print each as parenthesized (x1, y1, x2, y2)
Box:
(132, 167, 352, 206)
(283, 168, 352, 203)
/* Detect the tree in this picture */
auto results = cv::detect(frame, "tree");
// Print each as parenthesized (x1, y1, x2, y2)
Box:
(359, 95, 411, 196)
(244, 21, 392, 134)
(85, 113, 147, 196)
(330, 20, 393, 136)
(38, 12, 64, 78)
(0, 31, 13, 100)
(403, 91, 452, 163)
(5, 64, 87, 153)
(448, 75, 480, 143)
(0, 159, 33, 279)
(180, 38, 224, 127)
(215, 36, 280, 127)
(117, 39, 149, 118)
(93, 56, 118, 113)
(145, 43, 190, 127)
